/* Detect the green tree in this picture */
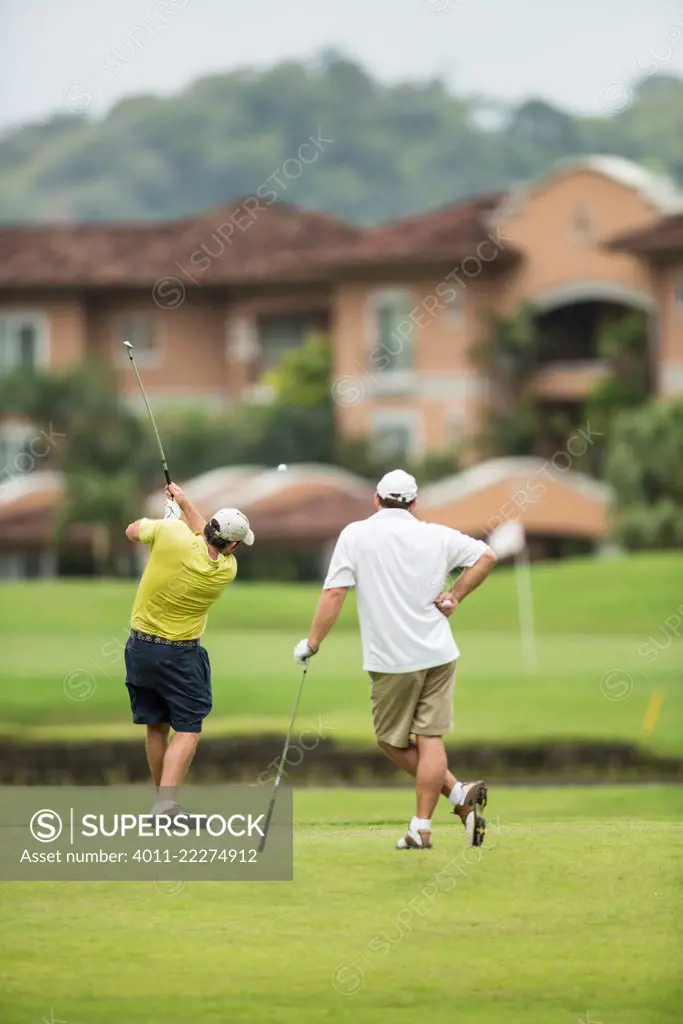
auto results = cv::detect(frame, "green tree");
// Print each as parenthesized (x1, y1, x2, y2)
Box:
(586, 310, 651, 474)
(264, 333, 332, 408)
(248, 334, 335, 465)
(472, 304, 542, 458)
(0, 362, 149, 574)
(606, 399, 683, 549)
(149, 334, 336, 480)
(508, 99, 576, 146)
(0, 364, 82, 443)
(54, 471, 141, 575)
(2, 58, 682, 225)
(336, 436, 459, 484)
(590, 311, 651, 410)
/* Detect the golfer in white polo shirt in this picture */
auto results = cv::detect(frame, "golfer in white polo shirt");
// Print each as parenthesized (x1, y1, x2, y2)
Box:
(293, 469, 497, 850)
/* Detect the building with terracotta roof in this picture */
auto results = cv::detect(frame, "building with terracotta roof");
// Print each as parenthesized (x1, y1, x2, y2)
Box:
(1, 155, 682, 574)
(0, 460, 612, 578)
(2, 154, 680, 455)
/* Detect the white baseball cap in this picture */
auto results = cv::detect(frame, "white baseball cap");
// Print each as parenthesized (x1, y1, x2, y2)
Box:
(376, 469, 418, 504)
(209, 508, 255, 546)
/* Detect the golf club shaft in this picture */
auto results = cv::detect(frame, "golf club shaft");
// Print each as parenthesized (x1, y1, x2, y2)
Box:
(258, 661, 309, 853)
(124, 342, 172, 486)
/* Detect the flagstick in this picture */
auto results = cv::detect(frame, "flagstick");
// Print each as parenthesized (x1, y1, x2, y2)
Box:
(515, 545, 538, 672)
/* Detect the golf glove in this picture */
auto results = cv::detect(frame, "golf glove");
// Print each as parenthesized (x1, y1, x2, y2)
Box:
(163, 497, 182, 520)
(293, 639, 318, 664)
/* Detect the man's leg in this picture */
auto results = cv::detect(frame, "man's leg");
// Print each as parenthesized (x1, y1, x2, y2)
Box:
(146, 722, 171, 789)
(126, 640, 172, 791)
(388, 661, 487, 848)
(154, 732, 202, 812)
(414, 735, 447, 820)
(410, 661, 479, 816)
(155, 644, 212, 810)
(379, 739, 459, 799)
(370, 670, 435, 849)
(159, 731, 201, 792)
(380, 736, 487, 845)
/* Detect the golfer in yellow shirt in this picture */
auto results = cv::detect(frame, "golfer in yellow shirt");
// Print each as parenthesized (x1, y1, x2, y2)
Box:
(125, 483, 254, 816)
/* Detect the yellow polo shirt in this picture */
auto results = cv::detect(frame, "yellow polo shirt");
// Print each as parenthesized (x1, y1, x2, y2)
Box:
(131, 519, 237, 640)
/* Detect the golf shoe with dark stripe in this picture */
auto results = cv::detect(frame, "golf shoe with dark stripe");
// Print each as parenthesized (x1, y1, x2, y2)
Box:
(454, 780, 488, 847)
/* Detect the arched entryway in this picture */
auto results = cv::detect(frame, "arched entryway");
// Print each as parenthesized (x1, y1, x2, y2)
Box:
(528, 281, 654, 469)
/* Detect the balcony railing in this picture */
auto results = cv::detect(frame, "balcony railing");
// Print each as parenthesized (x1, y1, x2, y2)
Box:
(530, 360, 610, 399)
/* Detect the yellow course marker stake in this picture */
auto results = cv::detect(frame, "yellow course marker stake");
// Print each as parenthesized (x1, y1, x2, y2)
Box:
(642, 688, 664, 737)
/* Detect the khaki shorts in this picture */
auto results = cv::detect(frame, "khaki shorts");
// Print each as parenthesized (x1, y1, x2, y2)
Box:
(369, 661, 456, 748)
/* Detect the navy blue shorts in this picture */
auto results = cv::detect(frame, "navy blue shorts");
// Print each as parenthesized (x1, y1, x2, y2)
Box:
(124, 635, 212, 733)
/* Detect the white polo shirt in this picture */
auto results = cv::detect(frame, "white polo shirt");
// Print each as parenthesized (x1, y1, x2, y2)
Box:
(323, 508, 491, 673)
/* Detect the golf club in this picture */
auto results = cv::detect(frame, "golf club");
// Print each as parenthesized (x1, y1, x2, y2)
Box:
(123, 340, 172, 486)
(258, 661, 310, 853)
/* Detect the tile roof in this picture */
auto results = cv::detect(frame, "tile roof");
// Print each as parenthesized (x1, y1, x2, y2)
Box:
(0, 193, 513, 288)
(317, 192, 512, 269)
(606, 213, 683, 256)
(145, 464, 374, 542)
(0, 202, 364, 288)
(0, 459, 609, 547)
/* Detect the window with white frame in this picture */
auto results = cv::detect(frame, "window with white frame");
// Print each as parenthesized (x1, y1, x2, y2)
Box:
(0, 313, 48, 371)
(675, 271, 683, 317)
(115, 313, 159, 362)
(0, 423, 36, 478)
(227, 317, 258, 363)
(372, 412, 420, 460)
(370, 290, 414, 373)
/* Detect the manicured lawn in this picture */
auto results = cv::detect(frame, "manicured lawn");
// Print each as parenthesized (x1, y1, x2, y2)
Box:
(0, 785, 681, 1024)
(1, 554, 681, 750)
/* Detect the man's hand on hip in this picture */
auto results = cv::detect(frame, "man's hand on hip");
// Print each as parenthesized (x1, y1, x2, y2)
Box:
(293, 639, 319, 664)
(435, 592, 458, 618)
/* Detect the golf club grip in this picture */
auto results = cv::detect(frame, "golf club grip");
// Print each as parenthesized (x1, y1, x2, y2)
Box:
(163, 467, 172, 486)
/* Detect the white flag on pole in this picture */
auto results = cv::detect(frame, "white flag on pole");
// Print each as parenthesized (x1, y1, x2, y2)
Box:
(487, 520, 525, 559)
(487, 519, 538, 672)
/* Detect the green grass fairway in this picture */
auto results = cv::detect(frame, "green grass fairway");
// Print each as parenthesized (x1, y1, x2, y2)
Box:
(1, 553, 682, 751)
(1, 786, 681, 1024)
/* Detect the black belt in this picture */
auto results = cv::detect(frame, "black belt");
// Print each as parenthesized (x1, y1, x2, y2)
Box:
(130, 629, 199, 648)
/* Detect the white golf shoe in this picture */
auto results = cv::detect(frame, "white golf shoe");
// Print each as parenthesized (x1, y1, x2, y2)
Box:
(396, 827, 433, 850)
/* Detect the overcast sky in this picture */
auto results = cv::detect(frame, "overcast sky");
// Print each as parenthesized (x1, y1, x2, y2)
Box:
(2, 0, 683, 131)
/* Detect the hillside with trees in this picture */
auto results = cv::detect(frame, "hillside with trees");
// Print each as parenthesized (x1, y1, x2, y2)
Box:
(1, 52, 683, 225)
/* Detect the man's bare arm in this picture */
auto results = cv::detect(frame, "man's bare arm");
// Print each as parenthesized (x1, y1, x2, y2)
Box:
(307, 587, 349, 651)
(125, 521, 142, 543)
(451, 550, 498, 603)
(167, 483, 206, 533)
(436, 550, 497, 617)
